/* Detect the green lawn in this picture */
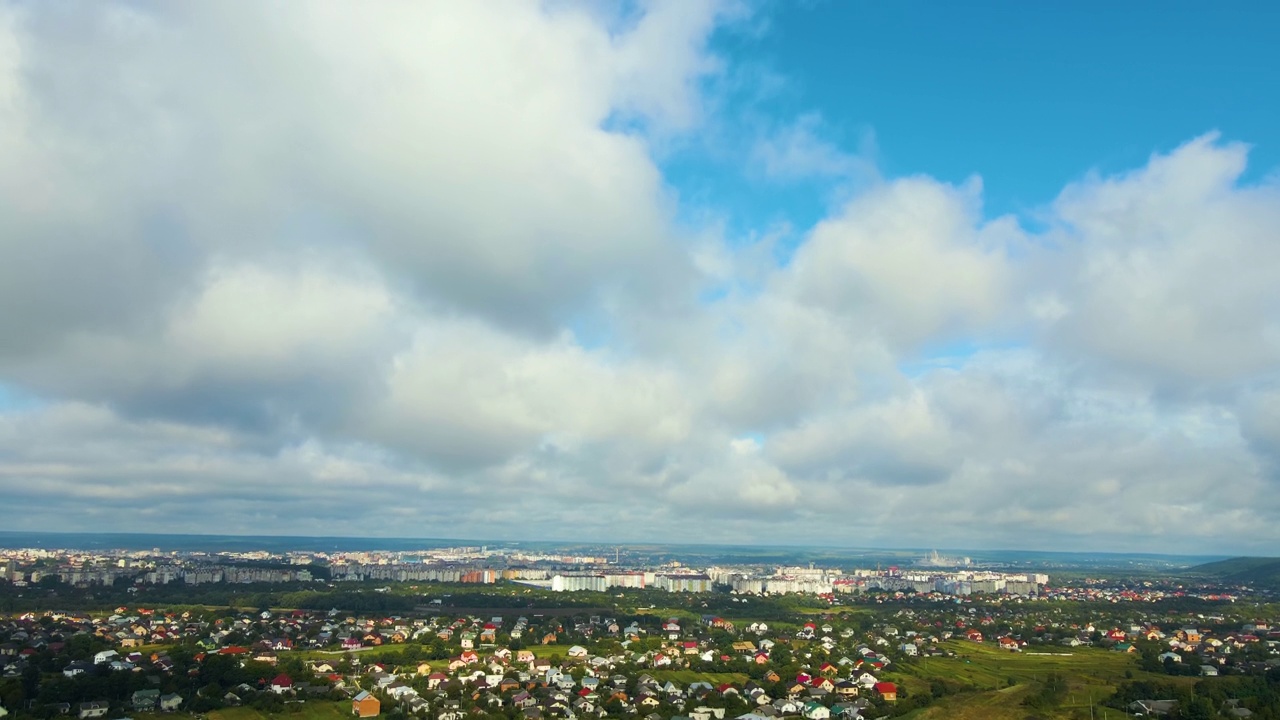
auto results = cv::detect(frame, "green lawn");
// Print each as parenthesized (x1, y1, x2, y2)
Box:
(530, 644, 578, 658)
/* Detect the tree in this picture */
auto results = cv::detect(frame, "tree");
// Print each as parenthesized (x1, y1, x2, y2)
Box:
(1, 678, 26, 712)
(1181, 695, 1213, 720)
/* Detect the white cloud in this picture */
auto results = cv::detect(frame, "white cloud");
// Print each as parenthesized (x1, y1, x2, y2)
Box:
(0, 4, 1277, 553)
(170, 263, 395, 371)
(779, 175, 1018, 348)
(0, 1, 710, 342)
(361, 320, 693, 471)
(1036, 133, 1280, 390)
(750, 113, 875, 181)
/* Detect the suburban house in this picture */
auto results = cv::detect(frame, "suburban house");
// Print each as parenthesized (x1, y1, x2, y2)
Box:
(271, 674, 293, 694)
(804, 701, 831, 720)
(76, 702, 108, 719)
(873, 682, 897, 702)
(352, 691, 380, 718)
(1128, 699, 1178, 716)
(132, 689, 160, 712)
(63, 661, 94, 678)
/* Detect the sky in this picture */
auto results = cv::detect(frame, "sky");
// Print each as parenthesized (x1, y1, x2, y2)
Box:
(1, 1, 1279, 555)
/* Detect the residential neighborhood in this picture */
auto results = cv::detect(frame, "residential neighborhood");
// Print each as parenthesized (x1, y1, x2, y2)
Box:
(3, 543, 1280, 720)
(2, 575, 1280, 720)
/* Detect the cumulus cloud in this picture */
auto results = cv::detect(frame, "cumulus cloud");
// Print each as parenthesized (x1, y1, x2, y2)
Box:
(0, 1, 707, 341)
(0, 3, 1277, 554)
(780, 175, 1018, 349)
(2, 262, 400, 438)
(1035, 134, 1280, 391)
(360, 320, 693, 472)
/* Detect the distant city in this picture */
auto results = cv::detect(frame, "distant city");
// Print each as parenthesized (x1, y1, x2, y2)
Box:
(0, 534, 1253, 605)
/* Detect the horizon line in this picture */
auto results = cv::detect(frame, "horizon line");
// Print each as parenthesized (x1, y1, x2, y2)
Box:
(0, 529, 1243, 561)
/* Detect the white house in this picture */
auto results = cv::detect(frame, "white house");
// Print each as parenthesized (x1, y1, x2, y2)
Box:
(804, 702, 831, 720)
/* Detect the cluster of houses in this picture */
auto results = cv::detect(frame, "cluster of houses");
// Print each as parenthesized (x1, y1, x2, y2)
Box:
(305, 624, 906, 720)
(58, 691, 186, 720)
(9, 597, 1280, 720)
(0, 606, 923, 720)
(1094, 622, 1280, 674)
(859, 603, 1280, 676)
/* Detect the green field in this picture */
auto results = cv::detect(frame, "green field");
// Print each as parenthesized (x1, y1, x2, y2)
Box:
(901, 684, 1143, 720)
(895, 641, 1193, 720)
(907, 641, 1134, 689)
(204, 702, 350, 720)
(900, 684, 1035, 720)
(530, 644, 578, 658)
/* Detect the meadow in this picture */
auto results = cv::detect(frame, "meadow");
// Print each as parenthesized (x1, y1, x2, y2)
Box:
(896, 641, 1197, 720)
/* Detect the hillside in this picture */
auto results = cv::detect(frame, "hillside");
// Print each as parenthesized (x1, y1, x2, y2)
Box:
(1190, 556, 1280, 587)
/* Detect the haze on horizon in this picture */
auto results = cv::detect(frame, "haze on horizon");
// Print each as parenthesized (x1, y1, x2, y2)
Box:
(1, 2, 1277, 555)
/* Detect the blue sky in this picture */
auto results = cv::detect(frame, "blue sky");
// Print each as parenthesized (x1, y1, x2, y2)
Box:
(669, 2, 1280, 234)
(0, 1, 1278, 554)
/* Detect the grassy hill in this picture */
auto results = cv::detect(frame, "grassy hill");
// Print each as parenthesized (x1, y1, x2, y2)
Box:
(896, 641, 1196, 720)
(1189, 556, 1280, 587)
(908, 643, 1132, 689)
